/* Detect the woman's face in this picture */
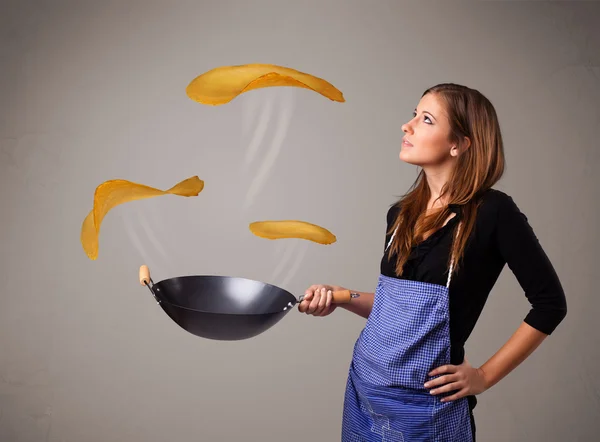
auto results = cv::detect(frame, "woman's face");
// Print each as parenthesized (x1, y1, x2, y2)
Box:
(399, 93, 457, 167)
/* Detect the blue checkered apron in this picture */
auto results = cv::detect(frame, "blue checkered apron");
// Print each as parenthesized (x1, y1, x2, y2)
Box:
(341, 225, 473, 441)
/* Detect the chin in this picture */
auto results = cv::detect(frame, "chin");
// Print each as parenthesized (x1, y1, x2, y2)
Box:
(399, 151, 421, 166)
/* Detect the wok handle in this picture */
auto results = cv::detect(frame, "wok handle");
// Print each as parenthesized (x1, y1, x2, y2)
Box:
(139, 265, 151, 285)
(139, 265, 160, 304)
(297, 289, 358, 304)
(331, 289, 355, 304)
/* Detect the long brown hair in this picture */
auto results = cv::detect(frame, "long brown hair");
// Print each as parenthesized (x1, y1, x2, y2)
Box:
(387, 83, 505, 277)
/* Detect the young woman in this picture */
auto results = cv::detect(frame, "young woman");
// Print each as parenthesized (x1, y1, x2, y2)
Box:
(298, 83, 567, 441)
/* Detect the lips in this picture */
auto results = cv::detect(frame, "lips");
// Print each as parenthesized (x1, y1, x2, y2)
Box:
(402, 138, 413, 147)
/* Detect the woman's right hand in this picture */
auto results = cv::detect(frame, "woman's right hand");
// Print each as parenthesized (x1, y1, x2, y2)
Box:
(298, 284, 345, 317)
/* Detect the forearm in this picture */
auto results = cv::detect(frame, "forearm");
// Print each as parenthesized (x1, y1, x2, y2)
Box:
(340, 291, 375, 319)
(479, 321, 548, 389)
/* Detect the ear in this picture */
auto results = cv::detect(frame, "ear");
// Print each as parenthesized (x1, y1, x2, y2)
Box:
(463, 136, 471, 151)
(450, 136, 471, 157)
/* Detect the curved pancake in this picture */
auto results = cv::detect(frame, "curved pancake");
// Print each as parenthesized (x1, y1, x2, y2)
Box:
(81, 176, 204, 260)
(186, 64, 345, 105)
(249, 220, 337, 245)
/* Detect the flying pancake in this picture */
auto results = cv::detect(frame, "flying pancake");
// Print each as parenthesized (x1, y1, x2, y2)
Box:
(81, 176, 204, 260)
(186, 63, 345, 105)
(249, 220, 337, 245)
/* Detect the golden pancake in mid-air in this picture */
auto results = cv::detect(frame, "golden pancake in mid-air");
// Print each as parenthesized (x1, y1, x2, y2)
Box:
(186, 63, 345, 105)
(249, 220, 337, 245)
(81, 176, 204, 260)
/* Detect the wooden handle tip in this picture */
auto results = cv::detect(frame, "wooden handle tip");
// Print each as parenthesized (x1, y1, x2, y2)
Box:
(139, 265, 150, 285)
(332, 289, 352, 304)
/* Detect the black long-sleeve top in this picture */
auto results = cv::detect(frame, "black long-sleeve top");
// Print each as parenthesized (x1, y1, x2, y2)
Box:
(381, 189, 567, 370)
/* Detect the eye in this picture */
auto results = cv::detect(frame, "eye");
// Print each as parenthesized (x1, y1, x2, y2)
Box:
(412, 111, 433, 124)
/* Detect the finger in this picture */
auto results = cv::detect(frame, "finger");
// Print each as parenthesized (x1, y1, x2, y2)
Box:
(317, 288, 327, 311)
(428, 365, 457, 377)
(315, 291, 333, 317)
(302, 285, 320, 299)
(307, 289, 323, 314)
(302, 290, 315, 302)
(424, 374, 458, 389)
(440, 388, 468, 403)
(306, 289, 321, 315)
(314, 288, 328, 315)
(298, 299, 306, 312)
(429, 381, 463, 396)
(300, 288, 317, 313)
(314, 305, 328, 317)
(326, 289, 333, 309)
(298, 291, 312, 313)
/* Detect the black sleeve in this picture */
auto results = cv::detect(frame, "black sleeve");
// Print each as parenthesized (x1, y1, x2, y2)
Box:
(494, 193, 567, 335)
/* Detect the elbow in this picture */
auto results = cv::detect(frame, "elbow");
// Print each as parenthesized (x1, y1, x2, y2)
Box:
(548, 306, 567, 334)
(525, 295, 567, 335)
(550, 308, 567, 336)
(555, 302, 567, 327)
(554, 290, 568, 326)
(547, 295, 568, 334)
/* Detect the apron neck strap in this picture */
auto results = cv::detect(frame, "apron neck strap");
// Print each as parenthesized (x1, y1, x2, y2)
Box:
(385, 228, 396, 252)
(385, 220, 462, 289)
(445, 221, 461, 288)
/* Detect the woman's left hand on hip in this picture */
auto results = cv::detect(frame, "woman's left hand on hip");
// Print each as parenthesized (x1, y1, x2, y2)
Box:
(424, 358, 488, 402)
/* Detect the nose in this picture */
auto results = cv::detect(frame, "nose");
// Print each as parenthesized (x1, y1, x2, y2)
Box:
(401, 121, 413, 134)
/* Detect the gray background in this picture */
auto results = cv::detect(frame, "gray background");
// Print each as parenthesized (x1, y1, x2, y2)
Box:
(1, 0, 598, 441)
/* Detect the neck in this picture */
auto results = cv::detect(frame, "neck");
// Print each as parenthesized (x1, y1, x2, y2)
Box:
(423, 163, 454, 209)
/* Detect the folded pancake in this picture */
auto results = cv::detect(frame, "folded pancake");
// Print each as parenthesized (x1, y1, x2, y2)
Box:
(186, 63, 345, 105)
(81, 176, 204, 260)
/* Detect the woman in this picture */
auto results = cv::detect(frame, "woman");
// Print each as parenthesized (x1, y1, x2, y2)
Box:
(298, 83, 567, 441)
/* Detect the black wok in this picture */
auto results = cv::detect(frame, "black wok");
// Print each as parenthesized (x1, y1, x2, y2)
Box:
(138, 265, 358, 340)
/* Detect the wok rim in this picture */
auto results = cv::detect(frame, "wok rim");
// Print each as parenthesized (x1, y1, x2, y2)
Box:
(151, 274, 299, 316)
